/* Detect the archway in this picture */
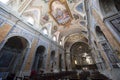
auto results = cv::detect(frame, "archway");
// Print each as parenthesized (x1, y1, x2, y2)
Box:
(32, 46, 46, 73)
(59, 54, 62, 71)
(95, 26, 119, 68)
(50, 51, 55, 72)
(0, 36, 29, 79)
(70, 42, 95, 70)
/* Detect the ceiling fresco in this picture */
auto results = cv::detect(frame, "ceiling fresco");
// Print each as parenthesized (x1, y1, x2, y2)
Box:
(30, 0, 87, 45)
(0, 0, 88, 47)
(49, 0, 73, 26)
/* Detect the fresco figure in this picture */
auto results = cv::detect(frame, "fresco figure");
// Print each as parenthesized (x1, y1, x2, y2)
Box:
(51, 0, 71, 25)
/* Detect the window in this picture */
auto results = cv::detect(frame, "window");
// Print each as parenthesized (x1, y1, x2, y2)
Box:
(53, 36, 56, 41)
(26, 17, 34, 25)
(43, 28, 48, 35)
(75, 60, 77, 64)
(0, 0, 9, 4)
(60, 41, 62, 45)
(79, 21, 86, 26)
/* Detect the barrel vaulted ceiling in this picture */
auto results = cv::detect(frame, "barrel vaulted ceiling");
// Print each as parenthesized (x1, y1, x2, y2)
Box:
(0, 0, 88, 47)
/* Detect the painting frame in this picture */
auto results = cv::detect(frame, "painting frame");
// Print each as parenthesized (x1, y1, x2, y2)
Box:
(49, 0, 73, 26)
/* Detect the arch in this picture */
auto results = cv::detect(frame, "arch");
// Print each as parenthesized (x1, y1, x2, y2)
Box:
(70, 42, 90, 54)
(32, 45, 46, 73)
(4, 34, 31, 48)
(51, 51, 55, 60)
(95, 26, 104, 37)
(50, 50, 55, 72)
(59, 54, 62, 71)
(68, 41, 89, 52)
(64, 32, 88, 44)
(0, 36, 29, 78)
(59, 27, 84, 40)
(70, 42, 93, 69)
(64, 33, 88, 49)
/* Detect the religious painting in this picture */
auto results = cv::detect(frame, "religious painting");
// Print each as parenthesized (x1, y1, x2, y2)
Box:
(49, 0, 73, 26)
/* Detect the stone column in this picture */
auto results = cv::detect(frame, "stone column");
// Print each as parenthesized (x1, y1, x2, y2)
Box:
(66, 51, 72, 71)
(45, 43, 51, 73)
(0, 23, 12, 49)
(54, 48, 59, 73)
(21, 38, 38, 76)
(62, 51, 66, 71)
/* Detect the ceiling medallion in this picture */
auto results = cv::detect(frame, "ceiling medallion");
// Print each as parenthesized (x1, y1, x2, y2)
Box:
(49, 0, 73, 27)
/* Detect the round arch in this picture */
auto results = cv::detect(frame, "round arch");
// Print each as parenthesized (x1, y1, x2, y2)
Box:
(70, 42, 90, 54)
(0, 36, 29, 78)
(4, 34, 31, 48)
(32, 45, 46, 73)
(69, 42, 93, 70)
(50, 50, 56, 72)
(68, 41, 89, 52)
(64, 33, 88, 49)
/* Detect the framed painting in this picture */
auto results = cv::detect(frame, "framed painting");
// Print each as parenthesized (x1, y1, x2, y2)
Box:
(49, 0, 73, 26)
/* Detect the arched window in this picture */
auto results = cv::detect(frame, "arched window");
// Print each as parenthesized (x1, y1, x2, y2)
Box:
(43, 28, 48, 35)
(60, 41, 62, 45)
(0, 0, 9, 4)
(53, 36, 56, 41)
(26, 17, 34, 25)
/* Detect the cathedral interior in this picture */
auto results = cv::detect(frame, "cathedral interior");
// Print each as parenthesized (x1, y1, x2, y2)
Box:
(0, 0, 120, 80)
